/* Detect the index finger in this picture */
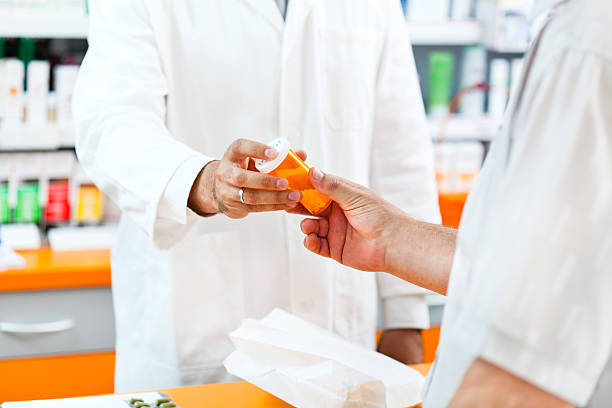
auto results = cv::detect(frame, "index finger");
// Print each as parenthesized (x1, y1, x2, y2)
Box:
(225, 139, 278, 162)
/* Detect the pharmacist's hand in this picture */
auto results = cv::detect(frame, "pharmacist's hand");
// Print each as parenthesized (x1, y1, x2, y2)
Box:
(378, 329, 424, 365)
(300, 168, 405, 272)
(188, 139, 304, 219)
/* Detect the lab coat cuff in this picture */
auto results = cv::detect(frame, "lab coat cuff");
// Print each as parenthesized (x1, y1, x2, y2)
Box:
(381, 295, 430, 330)
(157, 154, 213, 225)
(478, 326, 595, 407)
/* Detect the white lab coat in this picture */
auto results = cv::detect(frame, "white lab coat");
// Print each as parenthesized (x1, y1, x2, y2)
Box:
(74, 0, 440, 392)
(423, 0, 612, 406)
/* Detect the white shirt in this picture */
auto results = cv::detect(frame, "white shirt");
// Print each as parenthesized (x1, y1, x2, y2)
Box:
(423, 0, 612, 406)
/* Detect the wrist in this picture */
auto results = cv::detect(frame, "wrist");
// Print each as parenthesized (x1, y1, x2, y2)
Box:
(382, 213, 415, 275)
(188, 160, 220, 216)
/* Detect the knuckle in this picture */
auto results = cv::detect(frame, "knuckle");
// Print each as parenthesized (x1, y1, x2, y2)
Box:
(326, 176, 340, 191)
(231, 139, 245, 152)
(236, 172, 248, 186)
(222, 168, 234, 182)
(231, 169, 247, 186)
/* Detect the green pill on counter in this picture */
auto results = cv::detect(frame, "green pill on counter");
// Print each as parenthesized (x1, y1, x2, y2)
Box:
(128, 398, 144, 405)
(159, 403, 176, 408)
(133, 402, 151, 408)
(155, 399, 170, 406)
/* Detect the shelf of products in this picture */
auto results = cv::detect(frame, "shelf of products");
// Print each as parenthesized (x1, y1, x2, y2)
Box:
(1, 0, 532, 51)
(1, 15, 484, 45)
(0, 117, 501, 150)
(0, 124, 75, 151)
(408, 21, 483, 45)
(428, 116, 501, 141)
(1, 14, 485, 46)
(0, 11, 88, 39)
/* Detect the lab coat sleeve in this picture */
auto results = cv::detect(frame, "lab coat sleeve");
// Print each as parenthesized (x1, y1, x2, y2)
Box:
(154, 156, 211, 249)
(370, 0, 441, 330)
(455, 49, 612, 406)
(73, 0, 214, 247)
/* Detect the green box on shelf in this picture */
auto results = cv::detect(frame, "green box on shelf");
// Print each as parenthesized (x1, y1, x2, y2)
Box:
(15, 183, 41, 224)
(428, 51, 455, 117)
(0, 185, 9, 224)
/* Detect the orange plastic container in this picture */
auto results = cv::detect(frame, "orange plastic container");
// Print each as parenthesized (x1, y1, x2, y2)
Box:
(256, 138, 332, 215)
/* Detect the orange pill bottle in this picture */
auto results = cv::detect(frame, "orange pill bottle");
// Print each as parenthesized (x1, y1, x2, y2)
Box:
(255, 138, 332, 215)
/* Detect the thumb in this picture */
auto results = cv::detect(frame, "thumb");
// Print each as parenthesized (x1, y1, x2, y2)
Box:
(310, 168, 361, 209)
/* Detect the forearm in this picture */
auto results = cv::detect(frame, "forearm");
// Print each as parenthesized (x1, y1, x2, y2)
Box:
(384, 215, 456, 295)
(450, 359, 574, 408)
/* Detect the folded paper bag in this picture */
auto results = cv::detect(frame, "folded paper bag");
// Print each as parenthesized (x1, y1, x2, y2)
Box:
(223, 309, 425, 408)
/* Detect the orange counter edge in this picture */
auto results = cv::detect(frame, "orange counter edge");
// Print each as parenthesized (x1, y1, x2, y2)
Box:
(0, 248, 111, 292)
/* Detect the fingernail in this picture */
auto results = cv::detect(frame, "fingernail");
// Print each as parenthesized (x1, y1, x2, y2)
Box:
(265, 148, 277, 159)
(312, 168, 324, 181)
(288, 191, 301, 201)
(277, 179, 289, 189)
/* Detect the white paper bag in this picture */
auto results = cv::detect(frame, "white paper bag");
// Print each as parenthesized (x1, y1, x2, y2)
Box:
(224, 309, 425, 408)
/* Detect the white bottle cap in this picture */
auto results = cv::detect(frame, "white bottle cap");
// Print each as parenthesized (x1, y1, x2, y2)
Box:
(255, 138, 291, 174)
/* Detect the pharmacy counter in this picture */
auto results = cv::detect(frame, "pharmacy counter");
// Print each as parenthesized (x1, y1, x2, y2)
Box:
(155, 364, 433, 408)
(1, 365, 431, 407)
(0, 249, 114, 403)
(0, 248, 446, 404)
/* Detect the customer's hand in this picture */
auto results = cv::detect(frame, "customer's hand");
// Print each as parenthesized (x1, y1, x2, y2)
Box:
(300, 168, 407, 273)
(188, 139, 305, 219)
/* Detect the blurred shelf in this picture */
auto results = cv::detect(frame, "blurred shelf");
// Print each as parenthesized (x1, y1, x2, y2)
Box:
(0, 146, 75, 153)
(408, 20, 483, 45)
(1, 117, 499, 148)
(0, 224, 41, 251)
(488, 46, 529, 54)
(0, 123, 75, 152)
(429, 116, 502, 141)
(48, 225, 117, 252)
(0, 11, 519, 51)
(0, 10, 88, 39)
